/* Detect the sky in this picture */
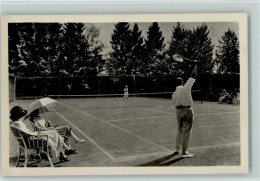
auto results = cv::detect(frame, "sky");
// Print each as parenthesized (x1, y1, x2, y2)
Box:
(91, 22, 239, 55)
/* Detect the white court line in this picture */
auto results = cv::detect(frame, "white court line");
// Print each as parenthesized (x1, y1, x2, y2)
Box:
(139, 107, 239, 116)
(58, 102, 171, 152)
(189, 142, 240, 150)
(195, 112, 239, 116)
(115, 151, 170, 161)
(108, 112, 239, 123)
(195, 124, 240, 128)
(115, 142, 240, 161)
(54, 110, 115, 160)
(107, 115, 175, 123)
(106, 112, 122, 115)
(139, 107, 175, 115)
(194, 104, 239, 111)
(107, 118, 132, 122)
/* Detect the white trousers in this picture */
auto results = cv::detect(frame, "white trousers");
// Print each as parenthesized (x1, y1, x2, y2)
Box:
(175, 107, 194, 154)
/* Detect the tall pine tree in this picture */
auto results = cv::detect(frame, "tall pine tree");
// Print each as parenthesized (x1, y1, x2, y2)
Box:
(188, 24, 213, 75)
(215, 29, 239, 74)
(45, 23, 63, 76)
(84, 24, 105, 75)
(58, 23, 90, 76)
(143, 22, 165, 76)
(167, 23, 213, 75)
(129, 23, 144, 75)
(167, 22, 191, 75)
(108, 22, 132, 75)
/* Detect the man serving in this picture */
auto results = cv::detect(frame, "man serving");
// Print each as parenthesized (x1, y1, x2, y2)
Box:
(172, 63, 197, 158)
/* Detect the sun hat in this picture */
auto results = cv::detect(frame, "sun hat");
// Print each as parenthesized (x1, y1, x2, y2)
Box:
(10, 106, 27, 120)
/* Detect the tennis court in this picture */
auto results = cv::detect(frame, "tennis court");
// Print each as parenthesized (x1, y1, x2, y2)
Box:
(9, 96, 240, 167)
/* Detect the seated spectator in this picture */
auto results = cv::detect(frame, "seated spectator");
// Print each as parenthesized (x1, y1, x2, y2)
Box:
(29, 109, 85, 155)
(232, 89, 240, 104)
(10, 106, 70, 161)
(218, 89, 229, 103)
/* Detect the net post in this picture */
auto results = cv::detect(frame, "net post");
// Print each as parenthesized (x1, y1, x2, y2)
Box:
(132, 74, 135, 97)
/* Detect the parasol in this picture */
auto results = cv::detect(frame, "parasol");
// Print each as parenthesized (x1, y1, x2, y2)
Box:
(26, 97, 57, 117)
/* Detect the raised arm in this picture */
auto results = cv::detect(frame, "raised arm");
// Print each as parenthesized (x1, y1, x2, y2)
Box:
(191, 64, 197, 79)
(182, 63, 197, 91)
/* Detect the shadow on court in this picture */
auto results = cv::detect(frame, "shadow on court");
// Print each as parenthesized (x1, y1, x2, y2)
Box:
(138, 152, 185, 166)
(10, 156, 65, 167)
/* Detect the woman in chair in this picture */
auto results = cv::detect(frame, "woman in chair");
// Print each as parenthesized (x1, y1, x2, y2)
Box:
(29, 109, 85, 155)
(218, 89, 229, 104)
(10, 106, 70, 162)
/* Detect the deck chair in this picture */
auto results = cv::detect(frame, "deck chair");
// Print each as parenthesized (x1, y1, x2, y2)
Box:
(10, 125, 54, 167)
(232, 93, 240, 104)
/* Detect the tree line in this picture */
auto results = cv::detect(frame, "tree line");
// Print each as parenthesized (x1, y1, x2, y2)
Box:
(8, 22, 239, 77)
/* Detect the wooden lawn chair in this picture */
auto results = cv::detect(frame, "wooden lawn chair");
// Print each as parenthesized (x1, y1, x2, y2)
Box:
(10, 125, 54, 167)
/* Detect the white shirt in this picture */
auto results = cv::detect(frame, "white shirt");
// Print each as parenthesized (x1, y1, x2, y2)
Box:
(172, 77, 196, 107)
(124, 87, 128, 93)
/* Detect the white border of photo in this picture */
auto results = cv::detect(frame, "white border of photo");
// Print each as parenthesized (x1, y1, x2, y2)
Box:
(1, 13, 248, 176)
(0, 0, 258, 180)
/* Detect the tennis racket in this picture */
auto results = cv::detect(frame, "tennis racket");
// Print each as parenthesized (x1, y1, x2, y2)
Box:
(172, 54, 198, 63)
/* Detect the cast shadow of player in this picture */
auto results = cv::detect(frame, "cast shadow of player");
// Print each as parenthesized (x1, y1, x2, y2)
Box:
(137, 152, 185, 166)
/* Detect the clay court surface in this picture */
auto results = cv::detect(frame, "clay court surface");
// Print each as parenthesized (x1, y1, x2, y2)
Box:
(9, 97, 240, 167)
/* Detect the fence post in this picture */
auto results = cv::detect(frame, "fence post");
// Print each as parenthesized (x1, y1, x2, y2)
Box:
(59, 76, 61, 99)
(98, 75, 101, 96)
(133, 75, 135, 97)
(14, 76, 16, 101)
